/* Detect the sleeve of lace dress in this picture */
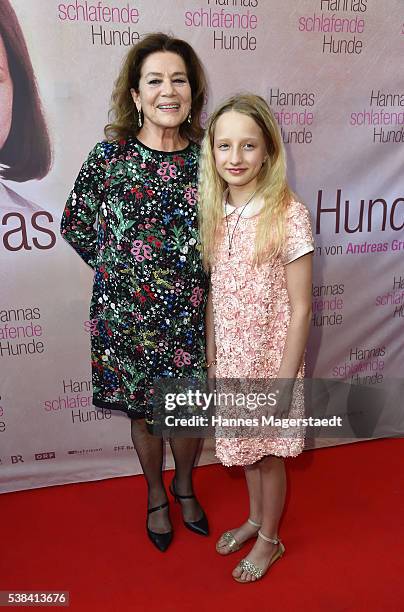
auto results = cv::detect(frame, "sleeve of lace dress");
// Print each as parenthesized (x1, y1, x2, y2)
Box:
(281, 200, 314, 265)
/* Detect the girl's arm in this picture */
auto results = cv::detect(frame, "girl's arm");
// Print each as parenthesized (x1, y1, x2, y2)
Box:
(277, 252, 313, 379)
(205, 282, 217, 378)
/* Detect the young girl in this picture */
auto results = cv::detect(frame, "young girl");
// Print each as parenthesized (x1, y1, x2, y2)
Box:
(199, 94, 314, 583)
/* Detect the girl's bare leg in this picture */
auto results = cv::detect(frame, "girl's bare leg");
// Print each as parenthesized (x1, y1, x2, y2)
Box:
(216, 462, 262, 554)
(233, 456, 286, 581)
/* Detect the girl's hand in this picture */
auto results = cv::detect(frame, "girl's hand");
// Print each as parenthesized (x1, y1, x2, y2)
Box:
(272, 378, 294, 418)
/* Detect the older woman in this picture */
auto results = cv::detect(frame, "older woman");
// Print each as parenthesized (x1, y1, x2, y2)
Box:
(61, 33, 209, 551)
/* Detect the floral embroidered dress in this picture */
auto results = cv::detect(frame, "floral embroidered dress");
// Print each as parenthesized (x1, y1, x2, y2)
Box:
(211, 198, 314, 466)
(61, 138, 207, 420)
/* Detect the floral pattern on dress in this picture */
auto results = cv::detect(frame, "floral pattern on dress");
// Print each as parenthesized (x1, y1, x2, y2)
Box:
(61, 138, 207, 420)
(211, 200, 314, 465)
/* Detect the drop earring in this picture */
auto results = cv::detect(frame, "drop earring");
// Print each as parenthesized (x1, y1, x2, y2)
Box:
(137, 108, 142, 128)
(187, 111, 192, 124)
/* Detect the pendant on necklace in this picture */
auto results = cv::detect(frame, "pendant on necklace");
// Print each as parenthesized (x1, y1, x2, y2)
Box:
(225, 189, 257, 259)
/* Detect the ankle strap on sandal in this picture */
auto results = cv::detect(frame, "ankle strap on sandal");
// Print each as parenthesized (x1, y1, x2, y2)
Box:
(258, 530, 279, 545)
(148, 501, 168, 515)
(170, 480, 195, 500)
(247, 518, 261, 528)
(174, 491, 195, 499)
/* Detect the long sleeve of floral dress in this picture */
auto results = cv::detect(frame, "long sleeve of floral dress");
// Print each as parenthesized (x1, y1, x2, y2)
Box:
(61, 143, 106, 268)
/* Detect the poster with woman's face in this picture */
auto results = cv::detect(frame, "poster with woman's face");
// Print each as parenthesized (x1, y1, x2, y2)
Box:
(0, 0, 403, 493)
(0, 0, 135, 216)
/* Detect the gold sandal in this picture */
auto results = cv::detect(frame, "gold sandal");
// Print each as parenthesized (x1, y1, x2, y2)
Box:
(216, 518, 261, 555)
(233, 531, 285, 583)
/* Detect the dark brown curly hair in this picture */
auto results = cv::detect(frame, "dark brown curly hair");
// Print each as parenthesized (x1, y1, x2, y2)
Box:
(105, 32, 207, 143)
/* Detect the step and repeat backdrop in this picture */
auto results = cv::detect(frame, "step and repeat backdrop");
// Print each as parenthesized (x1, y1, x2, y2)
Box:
(0, 0, 403, 492)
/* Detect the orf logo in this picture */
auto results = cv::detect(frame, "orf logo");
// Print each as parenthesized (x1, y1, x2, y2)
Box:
(11, 455, 24, 463)
(35, 451, 56, 460)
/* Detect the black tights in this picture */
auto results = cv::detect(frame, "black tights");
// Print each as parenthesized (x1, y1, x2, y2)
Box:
(130, 419, 203, 531)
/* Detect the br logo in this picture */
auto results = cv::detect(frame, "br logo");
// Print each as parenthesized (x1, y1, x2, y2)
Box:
(11, 455, 24, 463)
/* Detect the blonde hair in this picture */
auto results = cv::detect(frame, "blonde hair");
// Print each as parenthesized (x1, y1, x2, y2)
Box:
(104, 33, 207, 142)
(198, 93, 294, 269)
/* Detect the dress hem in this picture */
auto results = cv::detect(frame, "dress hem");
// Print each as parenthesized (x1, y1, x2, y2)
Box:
(93, 397, 146, 420)
(215, 444, 304, 466)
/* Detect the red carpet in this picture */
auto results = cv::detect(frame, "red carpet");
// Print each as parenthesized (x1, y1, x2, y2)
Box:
(2, 438, 404, 611)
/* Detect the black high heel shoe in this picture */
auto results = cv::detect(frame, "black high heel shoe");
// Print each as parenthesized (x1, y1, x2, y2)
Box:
(146, 501, 173, 552)
(169, 480, 209, 536)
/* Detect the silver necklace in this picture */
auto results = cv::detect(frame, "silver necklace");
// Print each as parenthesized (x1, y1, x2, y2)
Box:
(225, 190, 257, 257)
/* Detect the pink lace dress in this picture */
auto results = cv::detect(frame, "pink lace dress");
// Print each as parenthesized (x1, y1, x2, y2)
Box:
(211, 199, 314, 466)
